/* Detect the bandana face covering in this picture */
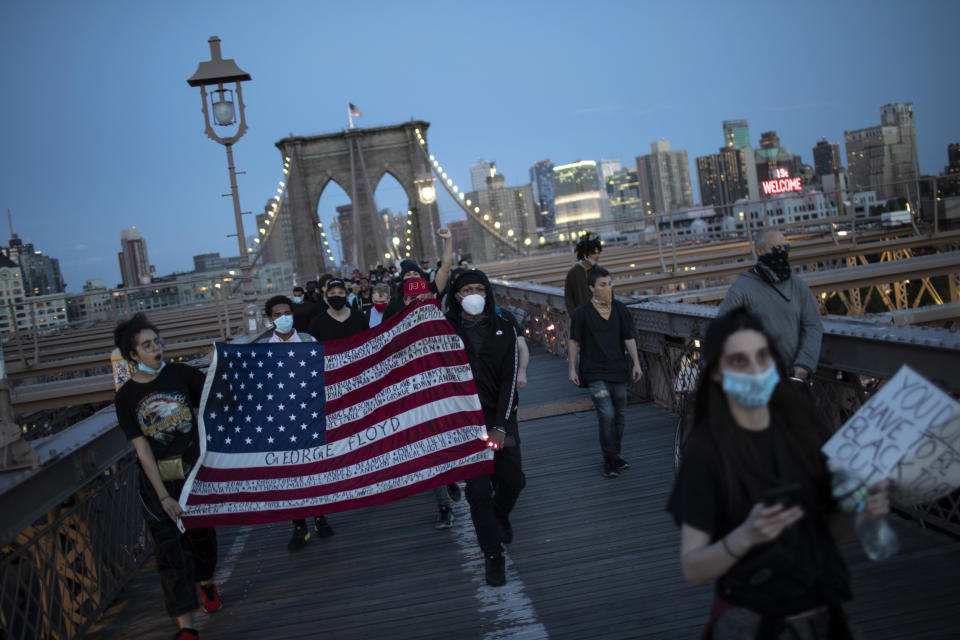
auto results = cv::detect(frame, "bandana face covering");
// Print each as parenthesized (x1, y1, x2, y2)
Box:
(593, 287, 612, 304)
(591, 286, 613, 320)
(756, 245, 792, 283)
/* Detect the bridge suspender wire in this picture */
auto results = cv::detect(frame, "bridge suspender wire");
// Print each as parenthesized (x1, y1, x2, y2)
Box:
(229, 155, 297, 295)
(411, 128, 530, 257)
(353, 134, 394, 263)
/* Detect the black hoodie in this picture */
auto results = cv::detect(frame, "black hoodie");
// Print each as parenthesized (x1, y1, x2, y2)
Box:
(446, 270, 520, 443)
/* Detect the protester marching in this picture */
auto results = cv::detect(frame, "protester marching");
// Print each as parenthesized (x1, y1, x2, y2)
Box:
(668, 308, 892, 639)
(568, 266, 643, 478)
(110, 224, 944, 640)
(114, 314, 222, 640)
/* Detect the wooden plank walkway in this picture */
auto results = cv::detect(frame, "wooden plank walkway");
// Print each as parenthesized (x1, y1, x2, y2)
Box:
(87, 348, 960, 640)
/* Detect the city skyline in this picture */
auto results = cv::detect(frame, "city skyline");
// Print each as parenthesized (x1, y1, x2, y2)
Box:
(1, 1, 957, 291)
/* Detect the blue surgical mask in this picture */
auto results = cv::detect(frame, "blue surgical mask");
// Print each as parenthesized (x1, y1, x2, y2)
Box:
(292, 296, 304, 304)
(138, 361, 166, 376)
(273, 314, 294, 334)
(722, 365, 780, 408)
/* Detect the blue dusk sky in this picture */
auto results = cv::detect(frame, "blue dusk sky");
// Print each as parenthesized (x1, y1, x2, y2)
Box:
(1, 0, 957, 291)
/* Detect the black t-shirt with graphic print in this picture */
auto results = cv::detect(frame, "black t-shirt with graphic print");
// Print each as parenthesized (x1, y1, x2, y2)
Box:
(115, 363, 206, 467)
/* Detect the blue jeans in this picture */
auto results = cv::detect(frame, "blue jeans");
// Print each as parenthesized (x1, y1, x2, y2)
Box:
(433, 485, 452, 508)
(588, 380, 627, 462)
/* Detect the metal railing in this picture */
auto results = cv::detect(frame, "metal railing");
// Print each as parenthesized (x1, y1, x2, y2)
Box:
(0, 454, 148, 640)
(492, 279, 960, 536)
(0, 333, 264, 640)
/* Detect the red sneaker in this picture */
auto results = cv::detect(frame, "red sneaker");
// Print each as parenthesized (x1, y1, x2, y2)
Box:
(200, 583, 222, 613)
(174, 628, 199, 640)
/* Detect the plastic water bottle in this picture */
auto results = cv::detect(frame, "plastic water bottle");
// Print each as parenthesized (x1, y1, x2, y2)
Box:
(854, 510, 900, 561)
(830, 466, 900, 562)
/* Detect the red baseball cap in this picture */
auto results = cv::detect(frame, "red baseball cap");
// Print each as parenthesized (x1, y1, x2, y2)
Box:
(402, 277, 429, 297)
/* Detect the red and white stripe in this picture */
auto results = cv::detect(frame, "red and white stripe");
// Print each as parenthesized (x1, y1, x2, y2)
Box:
(180, 303, 492, 528)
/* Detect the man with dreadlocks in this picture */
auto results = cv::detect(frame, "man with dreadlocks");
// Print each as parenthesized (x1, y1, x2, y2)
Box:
(564, 234, 603, 316)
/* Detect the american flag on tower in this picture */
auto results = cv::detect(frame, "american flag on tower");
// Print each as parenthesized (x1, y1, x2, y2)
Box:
(348, 102, 362, 118)
(178, 303, 492, 528)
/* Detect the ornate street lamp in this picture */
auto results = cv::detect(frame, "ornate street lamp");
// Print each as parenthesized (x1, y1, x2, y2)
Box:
(415, 178, 436, 205)
(187, 36, 259, 331)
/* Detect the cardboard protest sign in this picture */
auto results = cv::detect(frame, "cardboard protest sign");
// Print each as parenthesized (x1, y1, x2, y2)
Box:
(891, 409, 960, 505)
(822, 365, 960, 503)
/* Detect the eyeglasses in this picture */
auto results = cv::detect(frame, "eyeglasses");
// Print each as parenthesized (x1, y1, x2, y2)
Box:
(139, 337, 164, 352)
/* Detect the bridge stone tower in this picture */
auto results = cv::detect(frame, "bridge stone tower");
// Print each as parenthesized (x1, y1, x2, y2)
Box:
(275, 121, 441, 279)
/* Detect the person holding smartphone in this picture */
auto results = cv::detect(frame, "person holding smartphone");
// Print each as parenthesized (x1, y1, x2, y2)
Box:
(667, 308, 890, 639)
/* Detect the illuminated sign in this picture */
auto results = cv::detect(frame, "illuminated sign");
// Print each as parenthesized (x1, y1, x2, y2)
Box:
(761, 168, 802, 195)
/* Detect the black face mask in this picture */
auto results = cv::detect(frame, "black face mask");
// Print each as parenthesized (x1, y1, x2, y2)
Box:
(327, 296, 347, 310)
(756, 245, 791, 283)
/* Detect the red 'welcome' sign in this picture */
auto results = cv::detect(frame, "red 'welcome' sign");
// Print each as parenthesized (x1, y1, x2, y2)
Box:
(762, 168, 803, 195)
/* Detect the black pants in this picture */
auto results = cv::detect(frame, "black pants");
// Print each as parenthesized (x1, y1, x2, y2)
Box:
(465, 445, 526, 557)
(140, 475, 218, 618)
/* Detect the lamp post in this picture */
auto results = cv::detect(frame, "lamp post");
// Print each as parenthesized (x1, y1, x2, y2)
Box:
(187, 36, 259, 332)
(415, 177, 438, 257)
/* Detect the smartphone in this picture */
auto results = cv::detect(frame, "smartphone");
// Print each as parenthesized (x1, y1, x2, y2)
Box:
(761, 483, 802, 507)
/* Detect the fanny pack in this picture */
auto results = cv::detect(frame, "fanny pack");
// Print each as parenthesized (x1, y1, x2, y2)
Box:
(157, 456, 190, 482)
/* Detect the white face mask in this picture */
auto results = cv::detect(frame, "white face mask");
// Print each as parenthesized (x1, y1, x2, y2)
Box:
(273, 314, 294, 334)
(460, 293, 486, 316)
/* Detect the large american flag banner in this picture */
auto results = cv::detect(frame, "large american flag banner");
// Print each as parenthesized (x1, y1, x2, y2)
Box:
(179, 302, 493, 528)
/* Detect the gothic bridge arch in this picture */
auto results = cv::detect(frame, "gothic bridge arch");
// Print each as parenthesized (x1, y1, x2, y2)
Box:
(275, 121, 441, 279)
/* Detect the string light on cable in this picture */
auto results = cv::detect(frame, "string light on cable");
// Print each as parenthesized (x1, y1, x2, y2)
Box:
(251, 155, 292, 256)
(412, 127, 527, 255)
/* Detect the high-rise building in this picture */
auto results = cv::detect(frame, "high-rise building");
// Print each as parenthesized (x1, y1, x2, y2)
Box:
(812, 138, 842, 177)
(696, 148, 751, 209)
(470, 159, 497, 192)
(722, 120, 751, 150)
(380, 207, 406, 260)
(0, 254, 66, 332)
(1, 233, 65, 297)
(636, 140, 694, 215)
(192, 253, 244, 274)
(530, 160, 556, 228)
(465, 177, 536, 262)
(446, 218, 470, 261)
(336, 204, 355, 266)
(553, 160, 609, 225)
(754, 131, 804, 184)
(118, 227, 152, 287)
(605, 168, 644, 220)
(844, 102, 918, 200)
(256, 197, 295, 267)
(597, 159, 622, 182)
(945, 143, 959, 175)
